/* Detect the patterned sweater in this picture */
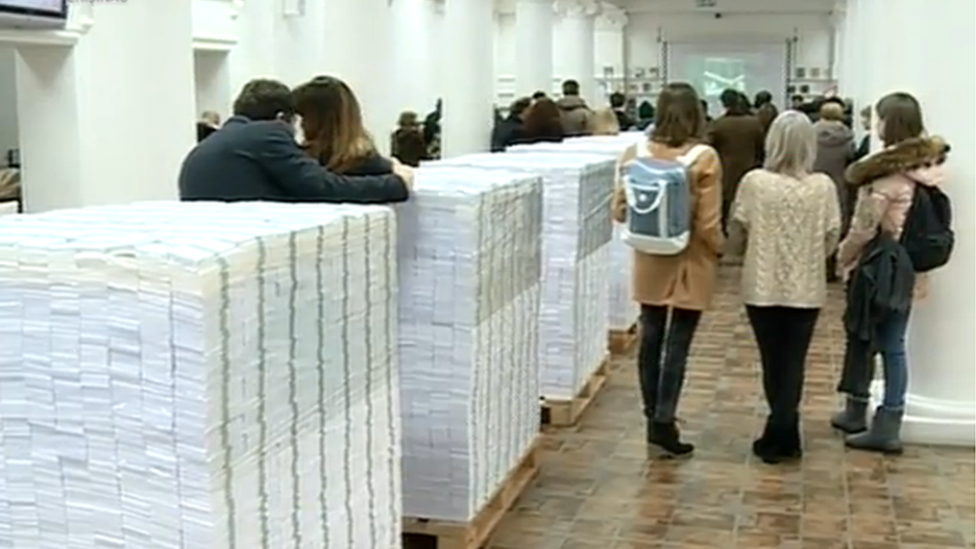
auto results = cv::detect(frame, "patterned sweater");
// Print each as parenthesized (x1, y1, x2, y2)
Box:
(727, 169, 842, 308)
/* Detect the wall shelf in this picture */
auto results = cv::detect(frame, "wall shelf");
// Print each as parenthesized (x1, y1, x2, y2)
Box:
(0, 17, 92, 47)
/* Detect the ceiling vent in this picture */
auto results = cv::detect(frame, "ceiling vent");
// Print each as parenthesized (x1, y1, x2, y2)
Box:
(695, 0, 718, 7)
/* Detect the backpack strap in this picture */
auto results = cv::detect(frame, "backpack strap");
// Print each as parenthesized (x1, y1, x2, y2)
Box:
(678, 144, 710, 167)
(635, 141, 652, 158)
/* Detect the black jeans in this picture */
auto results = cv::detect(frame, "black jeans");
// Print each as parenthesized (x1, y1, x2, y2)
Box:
(637, 304, 702, 423)
(746, 306, 820, 431)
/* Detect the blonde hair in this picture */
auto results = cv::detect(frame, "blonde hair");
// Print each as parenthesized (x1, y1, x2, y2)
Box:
(764, 110, 817, 177)
(819, 102, 844, 121)
(589, 107, 620, 136)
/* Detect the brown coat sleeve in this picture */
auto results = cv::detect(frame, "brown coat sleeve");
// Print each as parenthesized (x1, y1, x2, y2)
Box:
(612, 143, 639, 223)
(693, 147, 725, 256)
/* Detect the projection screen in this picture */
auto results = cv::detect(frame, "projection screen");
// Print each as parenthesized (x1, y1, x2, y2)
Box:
(667, 41, 788, 115)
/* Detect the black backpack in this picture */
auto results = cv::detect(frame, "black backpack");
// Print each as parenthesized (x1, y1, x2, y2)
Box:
(900, 185, 954, 272)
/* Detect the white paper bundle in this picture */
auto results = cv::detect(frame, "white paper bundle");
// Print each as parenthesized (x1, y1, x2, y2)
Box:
(504, 138, 641, 331)
(433, 153, 614, 400)
(395, 167, 542, 521)
(0, 201, 401, 549)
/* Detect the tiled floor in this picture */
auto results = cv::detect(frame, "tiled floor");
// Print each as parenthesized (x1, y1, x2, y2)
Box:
(487, 267, 975, 549)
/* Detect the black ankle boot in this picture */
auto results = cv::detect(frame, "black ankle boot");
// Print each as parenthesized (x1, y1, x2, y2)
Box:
(649, 421, 694, 456)
(752, 420, 802, 464)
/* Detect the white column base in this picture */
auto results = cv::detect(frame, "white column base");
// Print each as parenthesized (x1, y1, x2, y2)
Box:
(869, 381, 976, 447)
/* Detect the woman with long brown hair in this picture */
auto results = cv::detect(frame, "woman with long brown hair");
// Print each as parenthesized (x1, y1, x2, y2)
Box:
(292, 75, 391, 175)
(611, 82, 723, 456)
(514, 98, 564, 144)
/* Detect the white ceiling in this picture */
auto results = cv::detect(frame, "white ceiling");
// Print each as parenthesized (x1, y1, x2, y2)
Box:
(612, 0, 835, 14)
(492, 0, 837, 17)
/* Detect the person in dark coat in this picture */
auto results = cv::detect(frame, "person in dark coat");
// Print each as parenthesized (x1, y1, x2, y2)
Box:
(700, 100, 713, 124)
(422, 98, 442, 150)
(706, 88, 765, 232)
(609, 92, 635, 131)
(636, 100, 656, 130)
(178, 78, 410, 203)
(390, 111, 429, 167)
(754, 90, 779, 137)
(490, 97, 532, 152)
(813, 102, 856, 226)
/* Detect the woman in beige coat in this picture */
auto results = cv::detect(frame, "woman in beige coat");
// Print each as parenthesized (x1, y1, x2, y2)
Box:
(612, 83, 724, 456)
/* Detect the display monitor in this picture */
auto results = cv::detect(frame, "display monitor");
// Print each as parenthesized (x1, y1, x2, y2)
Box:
(0, 0, 68, 29)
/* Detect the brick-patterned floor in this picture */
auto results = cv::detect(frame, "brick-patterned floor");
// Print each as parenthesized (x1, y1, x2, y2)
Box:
(485, 266, 975, 549)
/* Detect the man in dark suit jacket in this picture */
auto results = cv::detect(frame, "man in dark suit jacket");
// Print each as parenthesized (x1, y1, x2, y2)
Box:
(179, 79, 411, 203)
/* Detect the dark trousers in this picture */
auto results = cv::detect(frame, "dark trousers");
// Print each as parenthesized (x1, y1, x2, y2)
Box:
(637, 304, 702, 423)
(746, 306, 820, 431)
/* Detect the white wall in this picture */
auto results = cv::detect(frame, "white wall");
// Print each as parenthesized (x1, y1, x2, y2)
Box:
(391, 0, 440, 116)
(594, 27, 625, 78)
(0, 46, 18, 162)
(194, 50, 232, 121)
(8, 0, 197, 212)
(626, 12, 833, 73)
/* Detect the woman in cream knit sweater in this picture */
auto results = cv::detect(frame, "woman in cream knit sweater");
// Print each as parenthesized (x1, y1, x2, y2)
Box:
(726, 111, 842, 464)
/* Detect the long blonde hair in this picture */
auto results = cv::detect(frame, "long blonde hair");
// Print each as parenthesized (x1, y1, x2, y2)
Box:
(590, 107, 620, 136)
(764, 110, 817, 177)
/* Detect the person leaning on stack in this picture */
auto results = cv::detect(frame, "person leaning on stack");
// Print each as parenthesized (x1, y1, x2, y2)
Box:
(178, 78, 412, 204)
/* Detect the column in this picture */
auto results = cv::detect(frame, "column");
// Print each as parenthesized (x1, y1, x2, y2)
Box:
(594, 3, 628, 103)
(391, 0, 436, 115)
(514, 0, 553, 97)
(554, 0, 600, 107)
(441, 0, 494, 157)
(322, 0, 395, 153)
(855, 0, 976, 446)
(15, 0, 196, 211)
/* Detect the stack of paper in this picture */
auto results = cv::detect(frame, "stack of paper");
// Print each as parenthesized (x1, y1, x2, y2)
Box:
(395, 167, 542, 521)
(0, 201, 401, 549)
(505, 138, 642, 330)
(435, 153, 614, 400)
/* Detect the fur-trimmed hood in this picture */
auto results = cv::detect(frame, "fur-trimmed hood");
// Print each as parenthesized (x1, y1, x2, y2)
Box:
(845, 136, 950, 186)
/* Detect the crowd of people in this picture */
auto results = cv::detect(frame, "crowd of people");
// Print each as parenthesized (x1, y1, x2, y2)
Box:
(179, 74, 952, 466)
(614, 83, 951, 463)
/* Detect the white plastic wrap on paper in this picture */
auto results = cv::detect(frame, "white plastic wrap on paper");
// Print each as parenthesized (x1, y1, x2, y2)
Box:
(432, 153, 614, 400)
(505, 138, 640, 331)
(0, 201, 401, 549)
(395, 168, 542, 522)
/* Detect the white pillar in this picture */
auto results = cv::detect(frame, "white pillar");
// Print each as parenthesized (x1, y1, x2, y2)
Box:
(555, 0, 599, 107)
(857, 0, 976, 446)
(514, 0, 553, 98)
(594, 3, 628, 103)
(15, 0, 195, 212)
(391, 0, 435, 115)
(441, 0, 494, 157)
(322, 0, 395, 154)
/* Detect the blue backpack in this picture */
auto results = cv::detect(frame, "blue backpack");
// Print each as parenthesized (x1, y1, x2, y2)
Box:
(620, 143, 708, 255)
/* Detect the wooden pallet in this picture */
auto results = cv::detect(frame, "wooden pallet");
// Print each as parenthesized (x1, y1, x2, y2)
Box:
(540, 354, 610, 427)
(608, 323, 638, 356)
(402, 438, 542, 549)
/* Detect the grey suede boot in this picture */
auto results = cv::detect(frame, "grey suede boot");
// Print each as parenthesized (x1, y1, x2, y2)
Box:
(845, 407, 904, 455)
(830, 397, 869, 434)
